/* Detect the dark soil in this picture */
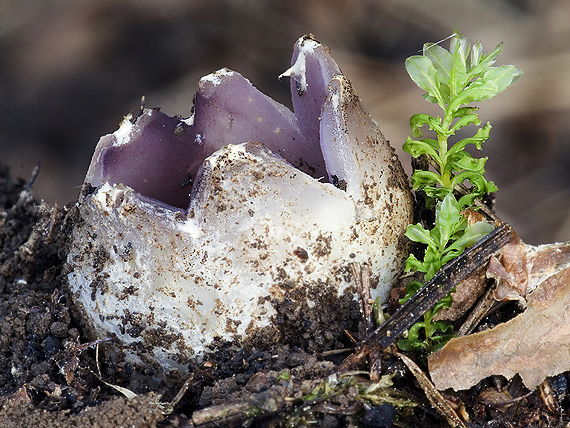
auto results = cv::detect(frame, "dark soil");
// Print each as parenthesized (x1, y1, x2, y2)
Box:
(0, 164, 569, 427)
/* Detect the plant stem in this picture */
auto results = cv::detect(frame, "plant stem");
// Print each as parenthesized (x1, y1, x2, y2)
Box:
(438, 113, 453, 190)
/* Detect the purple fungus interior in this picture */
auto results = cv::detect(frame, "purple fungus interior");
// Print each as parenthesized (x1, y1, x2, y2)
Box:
(284, 35, 341, 166)
(192, 68, 327, 181)
(85, 35, 348, 210)
(86, 110, 199, 210)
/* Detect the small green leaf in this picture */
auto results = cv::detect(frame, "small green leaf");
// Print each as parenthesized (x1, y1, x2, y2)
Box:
(372, 297, 388, 325)
(454, 173, 498, 207)
(470, 40, 483, 69)
(456, 170, 497, 191)
(484, 65, 524, 93)
(450, 113, 481, 133)
(397, 338, 425, 351)
(411, 170, 443, 188)
(457, 193, 478, 209)
(400, 280, 423, 304)
(408, 321, 427, 342)
(449, 31, 470, 97)
(447, 123, 491, 156)
(404, 254, 428, 274)
(429, 321, 455, 351)
(276, 370, 291, 381)
(410, 114, 445, 137)
(464, 220, 494, 240)
(405, 224, 438, 248)
(421, 186, 451, 207)
(423, 247, 443, 281)
(469, 41, 503, 78)
(446, 152, 487, 175)
(450, 31, 470, 69)
(449, 80, 499, 111)
(409, 169, 444, 190)
(432, 321, 454, 335)
(402, 137, 441, 163)
(403, 137, 440, 160)
(442, 221, 493, 263)
(439, 83, 451, 104)
(457, 184, 497, 208)
(430, 336, 454, 352)
(405, 55, 444, 106)
(434, 194, 462, 248)
(424, 43, 453, 84)
(422, 93, 439, 104)
(453, 106, 479, 118)
(405, 254, 427, 272)
(449, 66, 467, 101)
(409, 114, 428, 138)
(432, 290, 455, 314)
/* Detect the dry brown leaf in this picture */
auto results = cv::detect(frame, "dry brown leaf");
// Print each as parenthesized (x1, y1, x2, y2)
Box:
(429, 264, 570, 391)
(486, 232, 529, 301)
(488, 232, 570, 302)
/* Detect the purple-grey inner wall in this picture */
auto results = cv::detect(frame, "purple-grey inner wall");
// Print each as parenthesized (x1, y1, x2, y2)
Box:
(88, 38, 344, 210)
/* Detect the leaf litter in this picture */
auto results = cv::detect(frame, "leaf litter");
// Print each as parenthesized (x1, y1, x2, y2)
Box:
(429, 232, 570, 391)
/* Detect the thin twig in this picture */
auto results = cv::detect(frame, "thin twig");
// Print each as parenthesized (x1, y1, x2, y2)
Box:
(351, 262, 385, 380)
(397, 352, 467, 428)
(351, 262, 374, 339)
(457, 280, 499, 336)
(161, 375, 195, 415)
(191, 386, 287, 427)
(319, 348, 355, 357)
(486, 390, 534, 408)
(25, 162, 41, 191)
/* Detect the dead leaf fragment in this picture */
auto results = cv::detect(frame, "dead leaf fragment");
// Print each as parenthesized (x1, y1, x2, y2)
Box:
(486, 231, 528, 301)
(429, 265, 570, 391)
(488, 232, 570, 302)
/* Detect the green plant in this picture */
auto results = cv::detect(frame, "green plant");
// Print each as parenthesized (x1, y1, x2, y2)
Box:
(398, 194, 493, 352)
(398, 31, 522, 353)
(403, 30, 522, 209)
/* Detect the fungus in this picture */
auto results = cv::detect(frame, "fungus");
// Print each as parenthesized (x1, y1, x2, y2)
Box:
(67, 35, 413, 372)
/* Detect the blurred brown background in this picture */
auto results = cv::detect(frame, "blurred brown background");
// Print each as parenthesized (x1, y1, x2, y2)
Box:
(1, 0, 569, 245)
